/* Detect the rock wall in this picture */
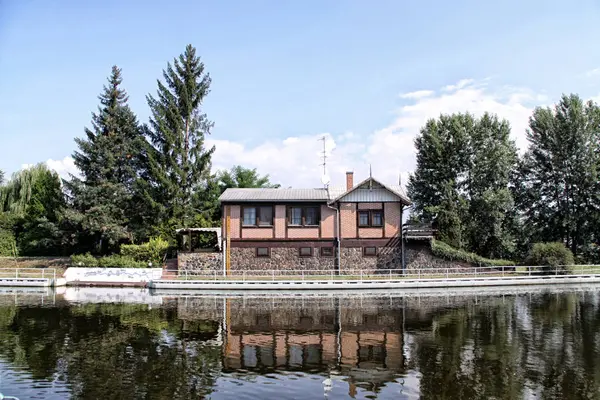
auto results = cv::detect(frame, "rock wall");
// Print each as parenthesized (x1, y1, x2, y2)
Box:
(177, 240, 473, 273)
(178, 251, 222, 272)
(230, 247, 335, 272)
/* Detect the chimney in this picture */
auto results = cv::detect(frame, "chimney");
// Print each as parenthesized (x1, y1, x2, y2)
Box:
(346, 171, 354, 191)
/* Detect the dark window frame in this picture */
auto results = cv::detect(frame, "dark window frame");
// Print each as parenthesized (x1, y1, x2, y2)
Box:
(287, 205, 321, 227)
(320, 247, 334, 257)
(363, 246, 378, 257)
(357, 209, 384, 228)
(299, 247, 313, 257)
(256, 247, 271, 257)
(242, 205, 274, 227)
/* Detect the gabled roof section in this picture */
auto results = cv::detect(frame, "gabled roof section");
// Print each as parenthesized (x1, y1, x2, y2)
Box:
(220, 187, 333, 203)
(329, 177, 411, 205)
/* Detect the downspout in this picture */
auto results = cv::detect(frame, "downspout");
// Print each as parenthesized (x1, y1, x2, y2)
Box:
(326, 201, 341, 274)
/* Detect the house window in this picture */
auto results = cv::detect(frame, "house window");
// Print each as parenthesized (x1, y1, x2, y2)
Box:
(257, 206, 273, 226)
(289, 206, 320, 226)
(256, 247, 270, 257)
(320, 247, 334, 257)
(371, 211, 383, 227)
(243, 207, 257, 226)
(290, 207, 303, 225)
(363, 247, 377, 257)
(357, 210, 384, 228)
(242, 206, 273, 226)
(299, 247, 313, 257)
(358, 211, 370, 227)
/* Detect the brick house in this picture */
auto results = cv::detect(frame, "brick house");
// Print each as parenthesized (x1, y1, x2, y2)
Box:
(219, 172, 411, 272)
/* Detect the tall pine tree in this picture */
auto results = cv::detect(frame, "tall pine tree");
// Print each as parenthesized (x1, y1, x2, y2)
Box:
(139, 44, 215, 240)
(67, 66, 142, 254)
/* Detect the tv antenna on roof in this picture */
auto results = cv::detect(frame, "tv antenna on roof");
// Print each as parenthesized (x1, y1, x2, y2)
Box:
(319, 136, 330, 187)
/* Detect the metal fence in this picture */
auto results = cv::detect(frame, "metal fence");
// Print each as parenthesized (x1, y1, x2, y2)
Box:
(0, 268, 57, 281)
(176, 265, 600, 281)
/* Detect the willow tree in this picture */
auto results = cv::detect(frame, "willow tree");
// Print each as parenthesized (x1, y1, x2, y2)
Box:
(0, 164, 66, 255)
(138, 44, 215, 240)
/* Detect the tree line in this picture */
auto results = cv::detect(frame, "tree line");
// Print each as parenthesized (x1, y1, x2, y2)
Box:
(0, 44, 277, 257)
(408, 94, 600, 263)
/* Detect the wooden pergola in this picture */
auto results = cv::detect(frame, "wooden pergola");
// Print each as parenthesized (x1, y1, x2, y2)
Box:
(176, 227, 222, 252)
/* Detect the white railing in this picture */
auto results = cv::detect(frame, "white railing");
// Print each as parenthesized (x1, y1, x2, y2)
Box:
(175, 265, 600, 281)
(0, 268, 57, 281)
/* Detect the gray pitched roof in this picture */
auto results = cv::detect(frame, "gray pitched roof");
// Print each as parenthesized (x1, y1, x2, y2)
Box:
(219, 187, 345, 202)
(219, 179, 411, 205)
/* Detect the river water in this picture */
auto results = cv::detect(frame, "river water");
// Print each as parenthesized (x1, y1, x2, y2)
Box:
(0, 286, 599, 399)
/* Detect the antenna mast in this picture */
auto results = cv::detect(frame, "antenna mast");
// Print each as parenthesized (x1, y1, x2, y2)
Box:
(319, 136, 330, 188)
(320, 136, 327, 175)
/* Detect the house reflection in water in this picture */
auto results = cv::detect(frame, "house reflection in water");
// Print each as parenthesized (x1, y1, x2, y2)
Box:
(176, 296, 406, 395)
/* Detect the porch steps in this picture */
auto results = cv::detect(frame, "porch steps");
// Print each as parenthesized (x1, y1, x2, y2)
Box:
(162, 258, 178, 280)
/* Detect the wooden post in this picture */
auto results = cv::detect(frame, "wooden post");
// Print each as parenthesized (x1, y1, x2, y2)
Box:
(226, 215, 231, 276)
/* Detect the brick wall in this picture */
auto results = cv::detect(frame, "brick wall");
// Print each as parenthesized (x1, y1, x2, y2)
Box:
(320, 205, 336, 238)
(230, 205, 240, 238)
(384, 203, 401, 237)
(357, 228, 383, 238)
(275, 205, 286, 238)
(241, 228, 274, 239)
(287, 227, 319, 239)
(357, 203, 383, 210)
(340, 203, 357, 238)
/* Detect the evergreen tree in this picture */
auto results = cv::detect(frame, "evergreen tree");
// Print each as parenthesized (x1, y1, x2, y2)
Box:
(139, 44, 215, 240)
(516, 94, 600, 256)
(0, 170, 4, 185)
(67, 66, 142, 254)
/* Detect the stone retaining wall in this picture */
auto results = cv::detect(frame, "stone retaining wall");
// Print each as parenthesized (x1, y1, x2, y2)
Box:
(176, 240, 474, 273)
(178, 252, 222, 272)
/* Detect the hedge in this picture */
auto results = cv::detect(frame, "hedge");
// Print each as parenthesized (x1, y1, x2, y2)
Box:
(431, 239, 515, 267)
(70, 253, 147, 268)
(120, 237, 169, 265)
(525, 242, 574, 274)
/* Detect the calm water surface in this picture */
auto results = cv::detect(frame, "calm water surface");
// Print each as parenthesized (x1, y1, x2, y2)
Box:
(0, 287, 599, 399)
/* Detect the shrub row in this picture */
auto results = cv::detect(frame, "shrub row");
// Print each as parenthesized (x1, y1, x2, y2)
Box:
(431, 239, 515, 267)
(70, 253, 148, 268)
(120, 237, 169, 265)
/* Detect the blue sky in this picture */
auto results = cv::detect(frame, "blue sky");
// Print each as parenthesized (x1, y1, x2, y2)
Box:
(1, 0, 600, 187)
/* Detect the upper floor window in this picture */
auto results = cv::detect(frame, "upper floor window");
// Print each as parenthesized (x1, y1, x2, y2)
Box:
(243, 206, 273, 226)
(288, 206, 320, 226)
(358, 210, 383, 227)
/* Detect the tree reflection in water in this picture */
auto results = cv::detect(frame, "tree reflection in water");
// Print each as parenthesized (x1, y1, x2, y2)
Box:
(0, 290, 598, 399)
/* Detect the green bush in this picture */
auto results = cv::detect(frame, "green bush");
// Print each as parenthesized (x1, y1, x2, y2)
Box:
(71, 253, 147, 268)
(120, 237, 169, 266)
(431, 239, 515, 267)
(0, 229, 17, 257)
(71, 253, 98, 267)
(525, 242, 574, 273)
(98, 255, 147, 268)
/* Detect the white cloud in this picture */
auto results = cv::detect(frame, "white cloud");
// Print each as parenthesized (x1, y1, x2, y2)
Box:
(400, 90, 434, 99)
(442, 79, 475, 92)
(584, 67, 600, 78)
(46, 157, 79, 179)
(209, 79, 539, 189)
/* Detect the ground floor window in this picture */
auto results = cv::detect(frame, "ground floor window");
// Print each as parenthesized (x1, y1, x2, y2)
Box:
(320, 247, 334, 257)
(363, 246, 377, 256)
(299, 247, 313, 257)
(256, 247, 270, 257)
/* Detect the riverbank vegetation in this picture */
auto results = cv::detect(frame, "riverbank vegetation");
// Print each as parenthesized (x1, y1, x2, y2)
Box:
(1, 44, 599, 266)
(0, 45, 276, 259)
(408, 95, 600, 265)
